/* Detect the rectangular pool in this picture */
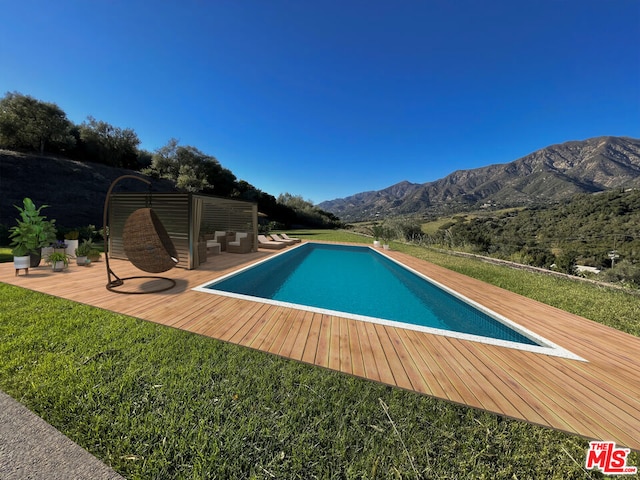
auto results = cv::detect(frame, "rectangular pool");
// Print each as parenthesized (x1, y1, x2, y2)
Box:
(194, 243, 582, 359)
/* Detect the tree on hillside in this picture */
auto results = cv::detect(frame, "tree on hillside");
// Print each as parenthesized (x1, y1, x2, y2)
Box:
(277, 193, 315, 211)
(277, 193, 342, 228)
(143, 139, 237, 194)
(136, 149, 153, 170)
(230, 183, 299, 224)
(0, 92, 75, 155)
(76, 116, 141, 168)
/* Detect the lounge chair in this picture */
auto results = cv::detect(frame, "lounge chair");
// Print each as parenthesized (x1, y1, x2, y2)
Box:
(258, 235, 286, 250)
(280, 233, 301, 243)
(269, 233, 296, 245)
(227, 232, 252, 253)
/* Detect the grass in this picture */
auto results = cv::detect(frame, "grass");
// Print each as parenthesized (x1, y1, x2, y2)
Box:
(420, 217, 459, 235)
(0, 247, 12, 263)
(1, 229, 638, 478)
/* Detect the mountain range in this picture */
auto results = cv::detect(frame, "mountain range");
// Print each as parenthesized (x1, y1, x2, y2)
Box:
(317, 136, 640, 221)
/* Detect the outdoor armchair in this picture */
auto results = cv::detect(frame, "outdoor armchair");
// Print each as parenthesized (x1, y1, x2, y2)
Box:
(214, 231, 228, 250)
(227, 232, 252, 253)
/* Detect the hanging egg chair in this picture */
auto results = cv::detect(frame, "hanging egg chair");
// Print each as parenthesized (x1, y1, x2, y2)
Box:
(122, 208, 179, 273)
(103, 175, 179, 294)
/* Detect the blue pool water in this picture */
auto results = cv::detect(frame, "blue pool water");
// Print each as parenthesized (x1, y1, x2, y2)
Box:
(202, 243, 540, 346)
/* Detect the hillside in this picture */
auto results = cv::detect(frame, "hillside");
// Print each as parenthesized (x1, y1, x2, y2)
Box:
(0, 150, 177, 228)
(425, 188, 640, 283)
(319, 136, 640, 221)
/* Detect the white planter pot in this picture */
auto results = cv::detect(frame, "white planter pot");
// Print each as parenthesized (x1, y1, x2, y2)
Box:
(373, 240, 381, 247)
(383, 244, 390, 250)
(65, 239, 78, 258)
(13, 255, 30, 270)
(76, 256, 88, 266)
(52, 261, 66, 272)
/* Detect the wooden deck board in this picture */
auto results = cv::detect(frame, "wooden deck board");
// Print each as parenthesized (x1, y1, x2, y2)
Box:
(300, 313, 322, 365)
(338, 317, 353, 375)
(356, 320, 382, 383)
(472, 343, 606, 438)
(264, 309, 297, 356)
(276, 310, 305, 359)
(347, 319, 367, 379)
(288, 310, 315, 362)
(374, 324, 414, 390)
(2, 243, 640, 450)
(315, 315, 332, 368)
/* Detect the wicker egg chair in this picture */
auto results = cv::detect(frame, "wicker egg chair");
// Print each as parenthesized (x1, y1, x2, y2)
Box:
(104, 175, 179, 294)
(122, 208, 179, 273)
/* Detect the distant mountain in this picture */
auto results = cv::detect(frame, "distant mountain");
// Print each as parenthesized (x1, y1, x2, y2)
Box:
(318, 136, 640, 221)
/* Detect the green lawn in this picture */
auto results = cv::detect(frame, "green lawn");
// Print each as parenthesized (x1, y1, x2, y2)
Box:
(0, 247, 12, 263)
(1, 230, 637, 478)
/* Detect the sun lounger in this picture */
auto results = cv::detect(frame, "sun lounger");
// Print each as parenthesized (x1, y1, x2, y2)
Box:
(280, 233, 301, 243)
(258, 235, 287, 250)
(269, 233, 296, 245)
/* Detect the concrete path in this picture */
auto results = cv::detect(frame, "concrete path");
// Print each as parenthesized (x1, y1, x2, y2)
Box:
(0, 390, 125, 480)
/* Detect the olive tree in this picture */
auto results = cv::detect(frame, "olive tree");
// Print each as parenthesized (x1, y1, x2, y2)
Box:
(77, 116, 140, 168)
(0, 92, 74, 154)
(143, 139, 237, 194)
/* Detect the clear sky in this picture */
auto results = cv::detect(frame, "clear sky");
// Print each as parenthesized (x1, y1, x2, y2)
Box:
(2, 1, 639, 204)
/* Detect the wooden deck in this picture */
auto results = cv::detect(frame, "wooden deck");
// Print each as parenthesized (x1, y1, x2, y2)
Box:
(2, 243, 639, 450)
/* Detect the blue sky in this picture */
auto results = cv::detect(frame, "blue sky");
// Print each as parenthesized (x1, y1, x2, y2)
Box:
(2, 1, 639, 204)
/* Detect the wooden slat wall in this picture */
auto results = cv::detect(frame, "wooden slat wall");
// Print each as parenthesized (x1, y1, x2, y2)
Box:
(198, 196, 257, 252)
(110, 193, 258, 269)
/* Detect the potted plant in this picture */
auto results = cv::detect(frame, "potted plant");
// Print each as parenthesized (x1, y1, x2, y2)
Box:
(75, 239, 94, 266)
(52, 240, 68, 254)
(64, 231, 79, 257)
(8, 198, 57, 267)
(368, 223, 385, 247)
(381, 227, 393, 250)
(47, 251, 69, 271)
(88, 247, 102, 262)
(11, 244, 31, 274)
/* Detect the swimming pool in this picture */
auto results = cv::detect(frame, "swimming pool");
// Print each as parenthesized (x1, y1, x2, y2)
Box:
(194, 242, 582, 359)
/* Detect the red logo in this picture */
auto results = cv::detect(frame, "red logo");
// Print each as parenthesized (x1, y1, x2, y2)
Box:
(585, 441, 637, 475)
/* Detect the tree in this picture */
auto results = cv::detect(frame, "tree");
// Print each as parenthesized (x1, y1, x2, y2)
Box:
(555, 251, 578, 275)
(143, 139, 234, 193)
(0, 92, 74, 154)
(386, 217, 425, 242)
(77, 116, 140, 168)
(277, 193, 315, 211)
(176, 164, 209, 192)
(136, 149, 153, 170)
(276, 193, 342, 228)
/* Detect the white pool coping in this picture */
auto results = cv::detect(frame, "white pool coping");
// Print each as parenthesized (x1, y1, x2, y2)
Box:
(193, 243, 585, 362)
